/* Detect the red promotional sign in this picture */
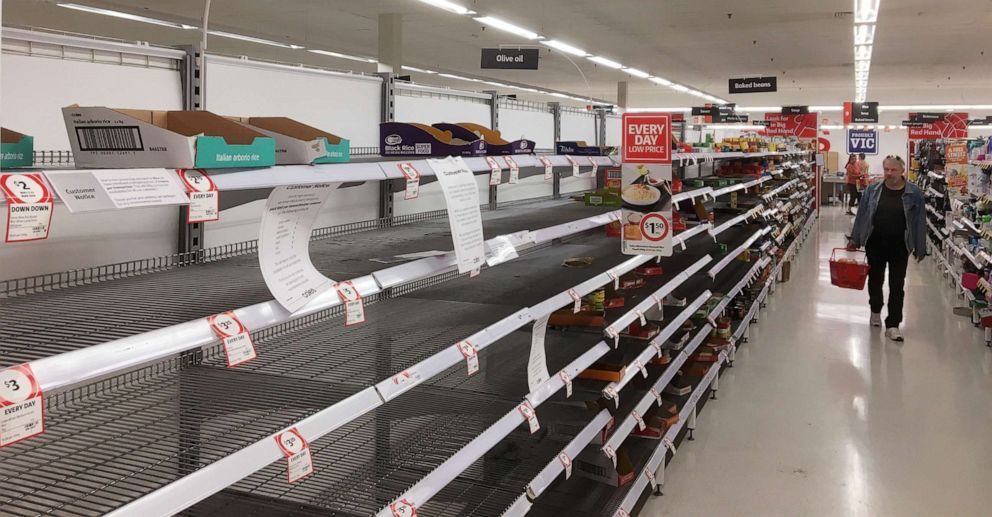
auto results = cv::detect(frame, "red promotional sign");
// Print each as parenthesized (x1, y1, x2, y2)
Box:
(843, 102, 853, 125)
(621, 113, 672, 164)
(763, 113, 818, 138)
(908, 112, 968, 140)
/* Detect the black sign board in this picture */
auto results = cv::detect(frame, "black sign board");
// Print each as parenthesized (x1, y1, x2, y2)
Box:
(909, 112, 945, 123)
(968, 116, 992, 126)
(728, 76, 777, 94)
(782, 106, 809, 115)
(691, 106, 746, 123)
(902, 120, 927, 128)
(481, 48, 539, 70)
(849, 102, 879, 123)
(753, 120, 771, 127)
(691, 106, 717, 116)
(723, 114, 750, 123)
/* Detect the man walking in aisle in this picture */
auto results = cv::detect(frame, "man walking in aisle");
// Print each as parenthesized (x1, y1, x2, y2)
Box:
(848, 155, 927, 341)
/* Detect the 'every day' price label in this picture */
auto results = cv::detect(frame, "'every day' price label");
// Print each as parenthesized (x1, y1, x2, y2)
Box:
(177, 169, 219, 223)
(208, 311, 257, 367)
(336, 281, 366, 326)
(274, 427, 314, 483)
(398, 163, 421, 200)
(0, 364, 45, 447)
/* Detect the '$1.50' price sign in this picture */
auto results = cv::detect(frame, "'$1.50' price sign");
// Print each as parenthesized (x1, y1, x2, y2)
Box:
(0, 364, 45, 447)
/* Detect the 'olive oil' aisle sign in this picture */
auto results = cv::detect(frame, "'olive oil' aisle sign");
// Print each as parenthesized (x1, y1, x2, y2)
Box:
(620, 113, 673, 257)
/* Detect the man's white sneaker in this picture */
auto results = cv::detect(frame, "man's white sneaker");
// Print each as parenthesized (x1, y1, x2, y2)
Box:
(885, 327, 904, 342)
(870, 313, 882, 327)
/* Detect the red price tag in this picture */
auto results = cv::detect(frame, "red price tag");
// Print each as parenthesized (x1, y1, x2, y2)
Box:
(398, 163, 421, 200)
(565, 155, 579, 176)
(504, 156, 520, 184)
(602, 444, 617, 468)
(518, 401, 540, 434)
(390, 498, 418, 517)
(558, 451, 573, 479)
(1, 173, 54, 243)
(208, 311, 257, 367)
(559, 370, 573, 398)
(335, 281, 366, 326)
(0, 364, 44, 447)
(486, 156, 502, 185)
(456, 340, 479, 376)
(177, 169, 219, 223)
(274, 427, 313, 483)
(539, 156, 554, 181)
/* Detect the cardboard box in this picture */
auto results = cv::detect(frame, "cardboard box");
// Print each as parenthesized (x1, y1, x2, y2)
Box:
(63, 106, 276, 168)
(1, 128, 33, 168)
(231, 117, 350, 164)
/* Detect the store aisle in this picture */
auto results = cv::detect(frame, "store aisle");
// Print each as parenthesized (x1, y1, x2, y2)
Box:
(642, 205, 992, 517)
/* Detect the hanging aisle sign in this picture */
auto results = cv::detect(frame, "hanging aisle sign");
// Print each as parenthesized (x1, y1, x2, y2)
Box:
(846, 129, 878, 155)
(843, 102, 879, 124)
(1, 173, 54, 243)
(728, 76, 777, 94)
(177, 169, 219, 223)
(620, 113, 673, 257)
(0, 364, 45, 447)
(907, 112, 968, 140)
(481, 48, 539, 70)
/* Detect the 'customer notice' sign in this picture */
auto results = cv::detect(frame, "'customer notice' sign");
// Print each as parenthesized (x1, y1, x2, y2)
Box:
(728, 76, 777, 94)
(481, 48, 539, 70)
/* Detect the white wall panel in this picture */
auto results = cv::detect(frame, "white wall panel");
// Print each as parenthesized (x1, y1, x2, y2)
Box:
(393, 175, 490, 217)
(0, 205, 178, 281)
(605, 115, 622, 146)
(560, 111, 597, 143)
(497, 174, 554, 203)
(394, 94, 491, 126)
(499, 108, 554, 150)
(0, 53, 183, 150)
(205, 56, 381, 147)
(203, 182, 381, 249)
(560, 174, 597, 195)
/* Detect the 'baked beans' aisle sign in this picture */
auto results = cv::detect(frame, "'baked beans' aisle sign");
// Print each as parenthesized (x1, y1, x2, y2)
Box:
(620, 113, 673, 257)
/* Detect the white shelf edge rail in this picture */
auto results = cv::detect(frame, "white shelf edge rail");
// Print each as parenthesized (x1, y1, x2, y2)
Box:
(708, 206, 764, 238)
(603, 256, 713, 341)
(602, 319, 714, 454)
(706, 256, 772, 326)
(377, 341, 613, 517)
(602, 289, 714, 399)
(523, 409, 614, 501)
(613, 353, 725, 516)
(707, 227, 771, 279)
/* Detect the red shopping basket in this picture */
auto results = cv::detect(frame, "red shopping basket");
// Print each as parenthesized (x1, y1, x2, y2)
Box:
(829, 248, 870, 290)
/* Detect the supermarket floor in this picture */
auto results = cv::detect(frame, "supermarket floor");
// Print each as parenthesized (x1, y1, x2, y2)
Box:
(642, 204, 992, 517)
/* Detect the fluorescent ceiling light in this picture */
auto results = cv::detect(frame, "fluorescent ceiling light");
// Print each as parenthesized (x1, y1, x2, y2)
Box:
(855, 60, 870, 72)
(854, 24, 875, 45)
(308, 49, 376, 62)
(57, 3, 197, 29)
(484, 80, 509, 87)
(438, 72, 472, 81)
(670, 84, 690, 92)
(810, 106, 844, 111)
(542, 39, 588, 56)
(854, 45, 873, 61)
(703, 124, 765, 130)
(686, 89, 708, 97)
(550, 92, 569, 98)
(649, 77, 673, 86)
(588, 56, 624, 69)
(623, 68, 651, 78)
(209, 30, 304, 49)
(879, 104, 992, 111)
(415, 0, 475, 15)
(626, 107, 692, 113)
(402, 65, 437, 74)
(736, 107, 782, 112)
(473, 16, 541, 40)
(855, 0, 880, 23)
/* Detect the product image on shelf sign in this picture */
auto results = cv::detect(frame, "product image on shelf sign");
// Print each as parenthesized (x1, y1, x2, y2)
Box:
(621, 113, 672, 164)
(846, 129, 878, 155)
(620, 163, 673, 257)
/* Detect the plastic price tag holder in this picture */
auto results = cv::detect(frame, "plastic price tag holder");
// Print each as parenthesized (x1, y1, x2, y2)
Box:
(588, 156, 599, 175)
(335, 281, 366, 326)
(635, 309, 647, 327)
(559, 370, 573, 398)
(602, 444, 618, 468)
(540, 157, 554, 181)
(558, 452, 573, 479)
(178, 169, 219, 223)
(505, 156, 520, 184)
(518, 401, 540, 434)
(604, 384, 620, 408)
(398, 163, 421, 200)
(645, 468, 658, 491)
(649, 387, 663, 406)
(632, 409, 646, 431)
(274, 427, 313, 483)
(486, 156, 502, 186)
(207, 311, 257, 367)
(634, 359, 648, 378)
(456, 340, 479, 376)
(565, 155, 580, 177)
(0, 364, 45, 447)
(567, 288, 582, 313)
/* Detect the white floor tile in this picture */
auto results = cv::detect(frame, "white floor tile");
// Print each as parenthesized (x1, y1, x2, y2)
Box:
(640, 206, 992, 516)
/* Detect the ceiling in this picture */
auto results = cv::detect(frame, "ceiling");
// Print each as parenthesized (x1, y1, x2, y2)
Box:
(4, 0, 991, 108)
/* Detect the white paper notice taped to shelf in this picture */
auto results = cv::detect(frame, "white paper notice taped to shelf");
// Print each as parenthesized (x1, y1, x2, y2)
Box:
(1, 173, 53, 243)
(427, 157, 486, 274)
(178, 169, 219, 223)
(484, 235, 519, 267)
(258, 183, 337, 312)
(91, 169, 190, 209)
(0, 364, 45, 447)
(274, 427, 313, 483)
(528, 314, 552, 392)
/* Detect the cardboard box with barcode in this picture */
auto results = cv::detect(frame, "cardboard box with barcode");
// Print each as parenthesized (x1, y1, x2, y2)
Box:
(1, 128, 34, 168)
(229, 117, 350, 164)
(62, 106, 276, 169)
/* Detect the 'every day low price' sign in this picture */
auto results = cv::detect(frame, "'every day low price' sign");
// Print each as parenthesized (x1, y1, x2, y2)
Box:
(621, 113, 672, 164)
